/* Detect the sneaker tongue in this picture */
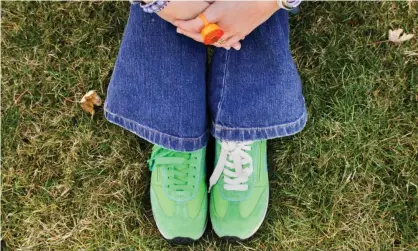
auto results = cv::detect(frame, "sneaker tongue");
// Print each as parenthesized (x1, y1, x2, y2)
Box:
(152, 146, 191, 159)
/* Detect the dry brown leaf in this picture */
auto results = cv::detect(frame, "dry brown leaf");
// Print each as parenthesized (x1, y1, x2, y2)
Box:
(80, 90, 102, 115)
(389, 28, 415, 43)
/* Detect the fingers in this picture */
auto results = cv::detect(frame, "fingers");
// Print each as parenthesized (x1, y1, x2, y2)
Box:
(232, 43, 241, 51)
(175, 18, 203, 33)
(210, 34, 229, 49)
(210, 33, 244, 50)
(175, 2, 222, 32)
(174, 2, 247, 50)
(176, 28, 242, 51)
(222, 35, 242, 50)
(177, 27, 240, 50)
(230, 36, 245, 50)
(176, 28, 203, 43)
(213, 40, 241, 51)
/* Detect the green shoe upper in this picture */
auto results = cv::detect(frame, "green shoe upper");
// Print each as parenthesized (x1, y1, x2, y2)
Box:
(209, 140, 269, 239)
(148, 145, 207, 240)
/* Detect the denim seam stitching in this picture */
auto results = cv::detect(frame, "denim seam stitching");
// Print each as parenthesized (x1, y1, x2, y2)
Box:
(105, 108, 208, 141)
(212, 111, 306, 131)
(214, 50, 229, 124)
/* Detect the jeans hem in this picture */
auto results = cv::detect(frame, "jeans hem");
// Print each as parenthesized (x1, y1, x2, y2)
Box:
(104, 109, 208, 152)
(211, 111, 307, 142)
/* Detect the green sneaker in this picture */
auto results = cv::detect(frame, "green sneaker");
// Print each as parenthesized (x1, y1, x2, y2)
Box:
(148, 145, 207, 242)
(209, 140, 269, 240)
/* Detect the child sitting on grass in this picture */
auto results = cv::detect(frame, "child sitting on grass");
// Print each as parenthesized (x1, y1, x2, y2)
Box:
(104, 0, 305, 243)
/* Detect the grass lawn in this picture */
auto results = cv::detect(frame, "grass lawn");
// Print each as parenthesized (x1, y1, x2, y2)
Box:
(1, 2, 417, 250)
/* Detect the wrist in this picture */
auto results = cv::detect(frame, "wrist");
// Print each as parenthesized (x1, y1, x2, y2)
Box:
(138, 0, 170, 14)
(259, 1, 280, 14)
(267, 1, 280, 13)
(277, 0, 302, 10)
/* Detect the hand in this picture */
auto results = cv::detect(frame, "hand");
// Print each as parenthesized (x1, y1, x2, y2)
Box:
(175, 1, 279, 50)
(157, 1, 211, 26)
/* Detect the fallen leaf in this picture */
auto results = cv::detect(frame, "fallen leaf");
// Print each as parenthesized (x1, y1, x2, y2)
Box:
(389, 28, 415, 43)
(80, 90, 102, 115)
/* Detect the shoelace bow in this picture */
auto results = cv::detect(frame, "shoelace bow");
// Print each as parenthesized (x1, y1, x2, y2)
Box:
(148, 150, 196, 191)
(209, 141, 254, 192)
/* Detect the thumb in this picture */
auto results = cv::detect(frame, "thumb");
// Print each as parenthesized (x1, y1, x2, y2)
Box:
(175, 4, 221, 32)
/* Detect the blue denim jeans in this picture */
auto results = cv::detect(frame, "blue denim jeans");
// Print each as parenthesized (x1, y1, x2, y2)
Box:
(104, 5, 307, 152)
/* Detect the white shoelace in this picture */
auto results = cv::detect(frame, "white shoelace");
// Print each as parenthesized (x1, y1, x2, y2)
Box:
(209, 141, 254, 192)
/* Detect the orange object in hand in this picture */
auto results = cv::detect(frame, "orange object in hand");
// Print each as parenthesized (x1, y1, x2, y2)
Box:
(199, 14, 224, 45)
